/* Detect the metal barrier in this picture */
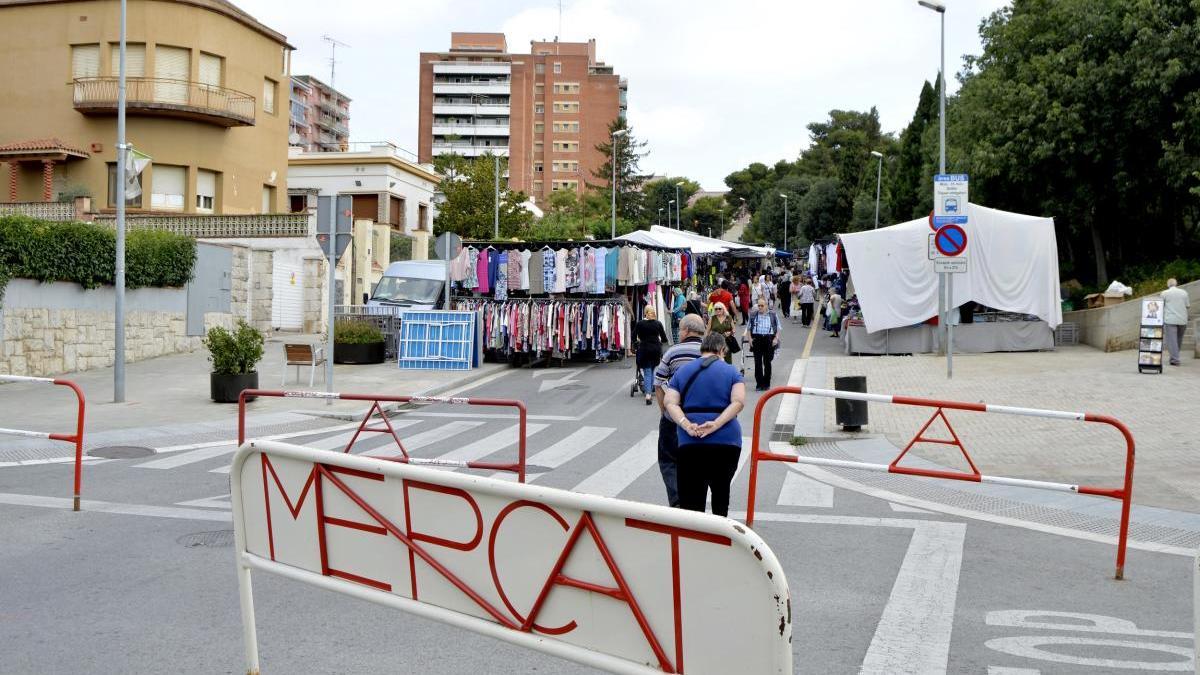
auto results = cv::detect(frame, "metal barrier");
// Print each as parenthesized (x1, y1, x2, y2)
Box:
(238, 389, 528, 482)
(0, 375, 87, 511)
(747, 385, 1136, 579)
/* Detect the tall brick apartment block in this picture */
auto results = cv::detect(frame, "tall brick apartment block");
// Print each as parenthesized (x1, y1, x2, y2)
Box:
(418, 33, 627, 204)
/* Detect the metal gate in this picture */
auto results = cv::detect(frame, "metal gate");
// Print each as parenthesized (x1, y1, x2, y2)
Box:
(271, 259, 303, 331)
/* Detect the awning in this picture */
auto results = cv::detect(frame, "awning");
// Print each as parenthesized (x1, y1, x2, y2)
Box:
(0, 138, 90, 162)
(617, 225, 774, 257)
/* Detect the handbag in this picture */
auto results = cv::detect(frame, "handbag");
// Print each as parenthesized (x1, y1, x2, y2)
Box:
(725, 333, 741, 354)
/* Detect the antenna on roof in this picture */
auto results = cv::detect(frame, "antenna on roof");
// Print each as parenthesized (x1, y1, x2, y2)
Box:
(557, 0, 562, 40)
(321, 34, 350, 151)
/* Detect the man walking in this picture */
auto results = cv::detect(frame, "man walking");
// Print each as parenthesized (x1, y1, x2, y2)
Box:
(1162, 278, 1191, 366)
(743, 298, 781, 391)
(777, 273, 792, 319)
(798, 277, 816, 327)
(653, 313, 706, 507)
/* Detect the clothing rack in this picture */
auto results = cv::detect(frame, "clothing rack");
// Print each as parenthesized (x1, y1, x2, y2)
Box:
(452, 296, 631, 366)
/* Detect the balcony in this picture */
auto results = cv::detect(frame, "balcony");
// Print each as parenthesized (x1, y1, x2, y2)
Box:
(431, 143, 509, 158)
(432, 81, 511, 96)
(315, 117, 349, 136)
(432, 61, 511, 75)
(316, 99, 347, 117)
(73, 77, 256, 127)
(432, 124, 510, 137)
(432, 102, 510, 117)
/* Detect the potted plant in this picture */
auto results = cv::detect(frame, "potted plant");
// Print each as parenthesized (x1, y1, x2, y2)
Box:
(203, 320, 265, 403)
(334, 319, 386, 364)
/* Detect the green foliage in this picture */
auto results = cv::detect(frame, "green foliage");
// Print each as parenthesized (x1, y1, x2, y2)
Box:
(389, 232, 435, 262)
(642, 177, 701, 228)
(334, 319, 385, 344)
(56, 184, 93, 203)
(202, 320, 264, 375)
(589, 117, 647, 222)
(1118, 258, 1200, 299)
(0, 216, 195, 306)
(432, 154, 534, 239)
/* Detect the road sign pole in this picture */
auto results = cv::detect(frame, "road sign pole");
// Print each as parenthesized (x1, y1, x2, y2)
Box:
(947, 273, 954, 378)
(326, 200, 336, 402)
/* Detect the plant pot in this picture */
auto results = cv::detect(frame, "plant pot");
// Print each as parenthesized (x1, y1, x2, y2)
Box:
(210, 371, 259, 404)
(334, 341, 385, 364)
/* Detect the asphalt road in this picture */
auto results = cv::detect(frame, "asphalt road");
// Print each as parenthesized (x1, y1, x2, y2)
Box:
(0, 315, 1194, 674)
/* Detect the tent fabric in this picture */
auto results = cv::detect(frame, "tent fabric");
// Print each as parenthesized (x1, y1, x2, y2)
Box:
(838, 203, 1062, 332)
(617, 226, 773, 257)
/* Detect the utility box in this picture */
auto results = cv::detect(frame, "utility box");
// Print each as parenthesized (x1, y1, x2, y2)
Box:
(834, 375, 868, 431)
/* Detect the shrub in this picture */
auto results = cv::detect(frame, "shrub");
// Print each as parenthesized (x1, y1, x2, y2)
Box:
(202, 320, 264, 375)
(334, 319, 385, 344)
(0, 215, 196, 305)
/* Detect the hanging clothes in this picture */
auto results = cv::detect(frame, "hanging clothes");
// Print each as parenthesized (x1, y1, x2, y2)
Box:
(825, 242, 837, 275)
(476, 248, 491, 294)
(494, 251, 509, 301)
(553, 248, 568, 293)
(528, 248, 544, 295)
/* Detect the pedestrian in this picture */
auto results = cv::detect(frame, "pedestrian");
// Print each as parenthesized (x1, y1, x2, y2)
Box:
(798, 276, 816, 327)
(708, 282, 737, 322)
(737, 277, 751, 326)
(743, 297, 780, 391)
(706, 302, 736, 364)
(788, 274, 802, 322)
(777, 273, 792, 319)
(670, 286, 686, 341)
(634, 306, 669, 406)
(827, 288, 843, 338)
(653, 314, 707, 508)
(1162, 278, 1191, 366)
(663, 332, 746, 517)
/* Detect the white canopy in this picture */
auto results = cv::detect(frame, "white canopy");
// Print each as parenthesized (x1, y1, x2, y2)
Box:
(617, 226, 774, 257)
(839, 203, 1062, 332)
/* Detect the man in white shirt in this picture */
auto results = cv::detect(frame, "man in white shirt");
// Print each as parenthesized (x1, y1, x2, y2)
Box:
(1162, 278, 1191, 366)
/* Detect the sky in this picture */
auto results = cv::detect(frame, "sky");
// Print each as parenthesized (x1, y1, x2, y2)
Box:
(236, 0, 1011, 190)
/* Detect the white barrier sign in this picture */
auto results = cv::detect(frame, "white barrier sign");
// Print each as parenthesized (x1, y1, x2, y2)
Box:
(232, 441, 792, 675)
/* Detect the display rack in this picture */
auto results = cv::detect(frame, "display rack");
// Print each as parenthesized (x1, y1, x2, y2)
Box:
(1137, 299, 1164, 374)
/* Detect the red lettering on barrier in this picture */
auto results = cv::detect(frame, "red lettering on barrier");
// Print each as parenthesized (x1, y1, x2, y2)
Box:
(260, 455, 382, 561)
(403, 479, 484, 600)
(314, 466, 391, 592)
(488, 500, 577, 635)
(523, 512, 676, 673)
(626, 518, 733, 673)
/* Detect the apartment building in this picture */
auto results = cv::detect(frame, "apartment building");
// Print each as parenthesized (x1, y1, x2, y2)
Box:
(0, 0, 292, 214)
(289, 74, 350, 152)
(418, 33, 626, 204)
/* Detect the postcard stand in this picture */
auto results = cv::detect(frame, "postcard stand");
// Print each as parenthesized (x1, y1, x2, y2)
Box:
(1137, 299, 1164, 374)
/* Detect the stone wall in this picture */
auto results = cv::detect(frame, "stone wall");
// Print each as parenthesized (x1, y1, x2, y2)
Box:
(249, 249, 274, 333)
(230, 244, 250, 322)
(1063, 279, 1200, 352)
(302, 256, 327, 334)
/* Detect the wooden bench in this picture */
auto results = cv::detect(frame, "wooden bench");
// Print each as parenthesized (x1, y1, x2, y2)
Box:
(282, 343, 326, 387)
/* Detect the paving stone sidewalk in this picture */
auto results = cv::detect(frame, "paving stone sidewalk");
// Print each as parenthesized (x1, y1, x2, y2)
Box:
(818, 346, 1199, 512)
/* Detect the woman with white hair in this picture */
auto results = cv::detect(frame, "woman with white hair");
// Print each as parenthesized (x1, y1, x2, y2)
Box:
(633, 306, 669, 405)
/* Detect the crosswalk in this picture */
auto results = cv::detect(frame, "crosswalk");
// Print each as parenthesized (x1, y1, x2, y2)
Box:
(128, 414, 838, 511)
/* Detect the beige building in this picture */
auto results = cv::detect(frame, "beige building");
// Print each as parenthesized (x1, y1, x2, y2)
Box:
(0, 0, 293, 214)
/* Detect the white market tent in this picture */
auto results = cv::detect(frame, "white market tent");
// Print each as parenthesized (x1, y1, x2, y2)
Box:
(617, 225, 774, 258)
(839, 203, 1063, 333)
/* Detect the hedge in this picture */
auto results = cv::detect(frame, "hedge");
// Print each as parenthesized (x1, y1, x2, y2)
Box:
(0, 215, 196, 306)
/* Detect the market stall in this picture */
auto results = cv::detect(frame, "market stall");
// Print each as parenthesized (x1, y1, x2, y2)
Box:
(838, 203, 1061, 355)
(617, 226, 775, 292)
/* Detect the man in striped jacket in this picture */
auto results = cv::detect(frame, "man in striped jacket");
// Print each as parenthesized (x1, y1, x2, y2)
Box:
(652, 313, 706, 507)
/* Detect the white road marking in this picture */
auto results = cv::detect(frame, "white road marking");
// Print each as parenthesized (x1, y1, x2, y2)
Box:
(403, 411, 578, 421)
(152, 421, 362, 454)
(571, 431, 658, 498)
(985, 610, 1191, 640)
(0, 492, 231, 522)
(987, 668, 1041, 675)
(431, 368, 513, 398)
(490, 426, 616, 482)
(733, 511, 966, 675)
(777, 470, 834, 508)
(984, 636, 1193, 671)
(209, 420, 425, 473)
(0, 456, 109, 468)
(890, 502, 934, 514)
(175, 494, 232, 509)
(368, 420, 485, 458)
(774, 359, 806, 426)
(434, 423, 549, 464)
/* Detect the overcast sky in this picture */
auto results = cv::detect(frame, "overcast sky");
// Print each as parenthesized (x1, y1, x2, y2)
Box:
(237, 0, 1010, 190)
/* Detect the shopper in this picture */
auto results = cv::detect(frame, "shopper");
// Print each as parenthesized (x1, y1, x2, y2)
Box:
(737, 277, 751, 325)
(777, 273, 792, 319)
(798, 277, 816, 327)
(708, 282, 737, 322)
(1162, 278, 1191, 366)
(634, 306, 669, 405)
(670, 287, 686, 341)
(653, 314, 706, 508)
(706, 302, 736, 364)
(743, 298, 781, 390)
(827, 288, 844, 338)
(663, 332, 746, 517)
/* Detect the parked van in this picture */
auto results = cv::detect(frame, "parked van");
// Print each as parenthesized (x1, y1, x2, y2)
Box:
(367, 260, 447, 310)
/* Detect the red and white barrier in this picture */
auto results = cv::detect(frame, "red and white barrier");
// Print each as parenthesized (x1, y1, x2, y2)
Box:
(239, 389, 529, 482)
(231, 440, 792, 675)
(747, 386, 1136, 579)
(0, 375, 86, 511)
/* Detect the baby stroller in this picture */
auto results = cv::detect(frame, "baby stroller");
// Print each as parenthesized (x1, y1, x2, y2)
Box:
(629, 360, 644, 398)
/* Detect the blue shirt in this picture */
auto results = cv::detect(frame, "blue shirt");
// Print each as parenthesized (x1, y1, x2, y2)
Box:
(667, 356, 744, 447)
(749, 310, 778, 336)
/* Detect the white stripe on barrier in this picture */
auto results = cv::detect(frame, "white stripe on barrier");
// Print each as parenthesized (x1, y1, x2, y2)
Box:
(0, 374, 57, 384)
(979, 474, 1080, 494)
(984, 403, 1085, 421)
(0, 427, 54, 439)
(802, 387, 897, 405)
(783, 454, 1084, 496)
(282, 390, 341, 399)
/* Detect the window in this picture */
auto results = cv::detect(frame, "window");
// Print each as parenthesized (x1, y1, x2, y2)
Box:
(154, 45, 189, 103)
(533, 142, 544, 154)
(551, 180, 578, 192)
(552, 82, 580, 94)
(198, 52, 222, 87)
(533, 122, 544, 134)
(534, 84, 544, 96)
(552, 141, 579, 153)
(71, 44, 100, 78)
(418, 204, 429, 231)
(150, 165, 186, 211)
(261, 185, 276, 213)
(534, 103, 544, 114)
(553, 101, 580, 114)
(196, 169, 217, 213)
(552, 62, 561, 74)
(552, 121, 579, 133)
(108, 43, 145, 77)
(263, 78, 277, 114)
(388, 195, 405, 228)
(552, 160, 579, 173)
(288, 194, 308, 213)
(533, 179, 544, 192)
(535, 63, 545, 74)
(106, 163, 142, 208)
(534, 163, 544, 173)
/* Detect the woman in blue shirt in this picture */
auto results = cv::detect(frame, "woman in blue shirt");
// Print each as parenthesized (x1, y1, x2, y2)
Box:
(663, 332, 746, 516)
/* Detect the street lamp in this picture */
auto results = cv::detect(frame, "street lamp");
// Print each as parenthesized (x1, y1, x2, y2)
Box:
(870, 150, 884, 229)
(778, 193, 789, 252)
(675, 181, 685, 229)
(657, 207, 664, 226)
(919, 0, 951, 371)
(610, 129, 628, 239)
(668, 199, 675, 229)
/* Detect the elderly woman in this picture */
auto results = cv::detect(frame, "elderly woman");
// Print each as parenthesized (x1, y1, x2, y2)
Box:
(633, 305, 669, 405)
(663, 332, 746, 516)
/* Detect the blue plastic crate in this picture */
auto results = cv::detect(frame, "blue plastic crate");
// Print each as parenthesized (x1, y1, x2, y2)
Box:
(397, 310, 476, 371)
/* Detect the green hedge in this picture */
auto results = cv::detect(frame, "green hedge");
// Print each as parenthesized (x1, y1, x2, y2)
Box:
(0, 215, 196, 304)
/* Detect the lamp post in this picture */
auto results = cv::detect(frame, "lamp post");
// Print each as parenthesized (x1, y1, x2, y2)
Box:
(668, 199, 675, 228)
(870, 150, 883, 229)
(919, 0, 951, 374)
(114, 0, 128, 402)
(493, 154, 499, 239)
(778, 193, 789, 252)
(675, 181, 684, 229)
(658, 207, 664, 226)
(610, 129, 627, 239)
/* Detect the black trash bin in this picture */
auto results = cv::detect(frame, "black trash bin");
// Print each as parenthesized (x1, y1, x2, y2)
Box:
(834, 375, 868, 431)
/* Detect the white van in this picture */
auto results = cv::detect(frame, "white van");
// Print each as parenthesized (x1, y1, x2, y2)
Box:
(367, 260, 448, 310)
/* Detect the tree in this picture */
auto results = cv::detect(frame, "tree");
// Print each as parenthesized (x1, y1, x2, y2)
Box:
(889, 79, 938, 220)
(682, 196, 731, 237)
(432, 153, 532, 239)
(642, 177, 701, 228)
(590, 117, 648, 223)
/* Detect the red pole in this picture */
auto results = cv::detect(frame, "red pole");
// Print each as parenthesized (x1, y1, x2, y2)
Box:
(52, 379, 86, 512)
(1086, 413, 1136, 580)
(746, 386, 802, 527)
(516, 401, 527, 484)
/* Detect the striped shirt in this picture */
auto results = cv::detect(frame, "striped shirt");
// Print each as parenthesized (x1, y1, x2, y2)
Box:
(749, 310, 778, 336)
(653, 336, 703, 395)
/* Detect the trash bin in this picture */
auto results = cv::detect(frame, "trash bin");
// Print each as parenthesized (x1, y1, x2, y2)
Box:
(834, 375, 868, 431)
